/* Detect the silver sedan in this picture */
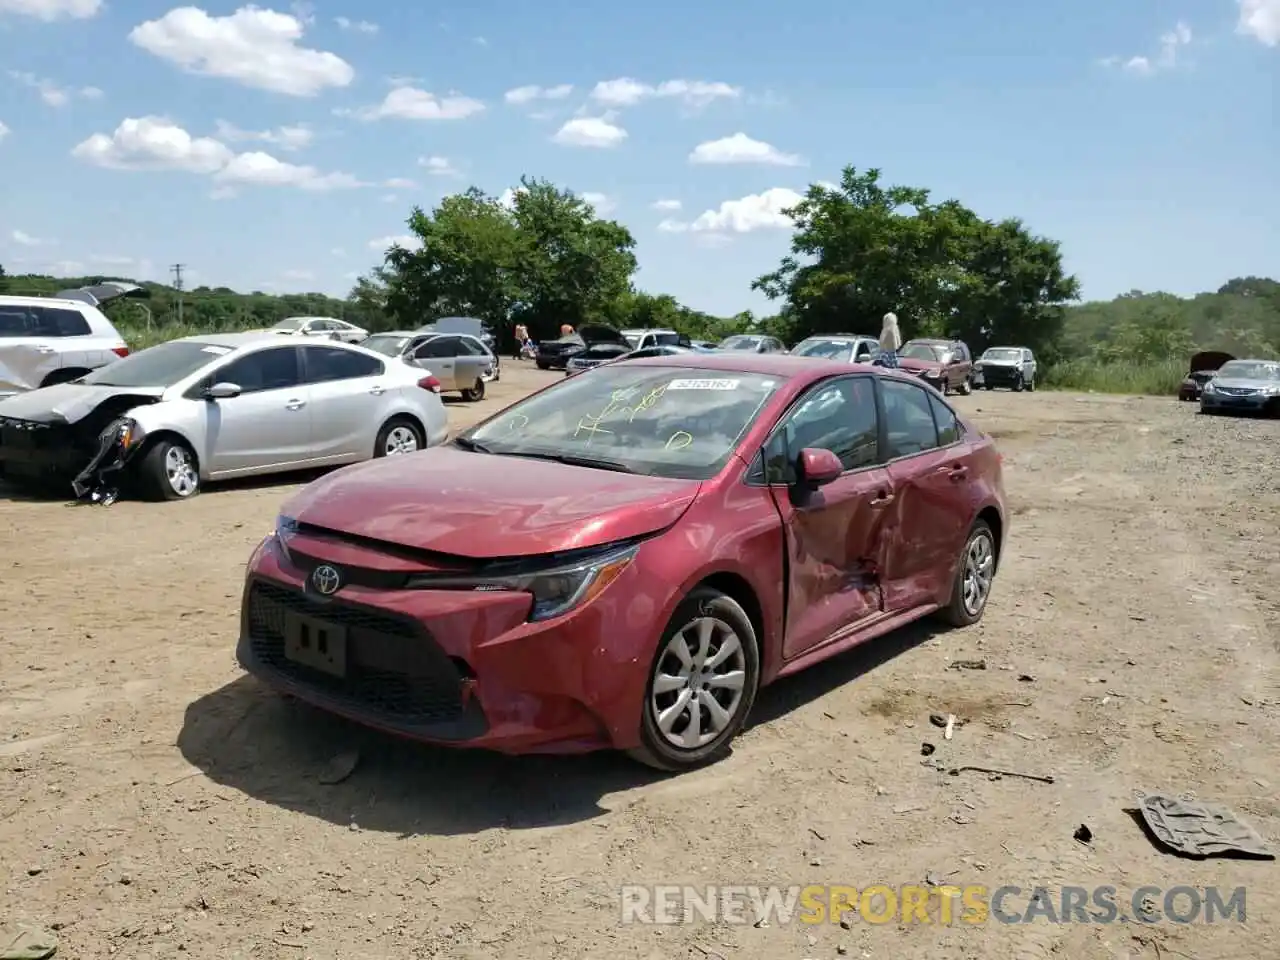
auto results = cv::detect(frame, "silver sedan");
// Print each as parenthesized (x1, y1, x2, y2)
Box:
(0, 333, 449, 502)
(360, 331, 496, 400)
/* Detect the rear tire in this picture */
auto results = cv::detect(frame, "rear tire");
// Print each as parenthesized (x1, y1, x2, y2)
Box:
(536, 360, 549, 370)
(1026, 377, 1035, 392)
(957, 377, 972, 395)
(136, 438, 201, 501)
(461, 378, 485, 402)
(374, 416, 424, 457)
(628, 587, 761, 772)
(938, 520, 997, 627)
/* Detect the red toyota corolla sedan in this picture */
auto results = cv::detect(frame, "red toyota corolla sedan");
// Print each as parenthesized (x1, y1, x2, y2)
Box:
(237, 353, 1006, 770)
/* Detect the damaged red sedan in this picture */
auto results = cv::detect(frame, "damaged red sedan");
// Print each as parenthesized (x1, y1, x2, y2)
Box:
(238, 354, 1006, 770)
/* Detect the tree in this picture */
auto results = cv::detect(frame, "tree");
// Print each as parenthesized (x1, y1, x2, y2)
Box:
(753, 166, 1080, 355)
(383, 177, 639, 346)
(0, 262, 7, 293)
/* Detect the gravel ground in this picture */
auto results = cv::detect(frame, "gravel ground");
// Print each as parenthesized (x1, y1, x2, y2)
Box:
(1, 368, 1278, 960)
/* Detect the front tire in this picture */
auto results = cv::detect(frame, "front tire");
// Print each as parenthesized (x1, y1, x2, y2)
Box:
(629, 588, 761, 771)
(136, 438, 200, 501)
(957, 377, 973, 395)
(1012, 375, 1025, 392)
(938, 520, 997, 627)
(374, 417, 424, 457)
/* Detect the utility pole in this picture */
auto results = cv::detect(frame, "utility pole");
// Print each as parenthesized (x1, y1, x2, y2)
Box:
(170, 263, 186, 325)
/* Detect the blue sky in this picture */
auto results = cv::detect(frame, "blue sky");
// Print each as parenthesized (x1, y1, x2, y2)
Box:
(0, 0, 1276, 317)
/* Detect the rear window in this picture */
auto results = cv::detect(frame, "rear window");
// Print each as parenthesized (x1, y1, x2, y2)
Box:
(653, 332, 681, 346)
(0, 305, 93, 338)
(362, 336, 409, 357)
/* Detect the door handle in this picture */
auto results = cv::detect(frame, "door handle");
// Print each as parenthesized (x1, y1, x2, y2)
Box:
(942, 464, 968, 480)
(870, 490, 895, 506)
(37, 346, 56, 354)
(369, 385, 385, 395)
(285, 399, 306, 410)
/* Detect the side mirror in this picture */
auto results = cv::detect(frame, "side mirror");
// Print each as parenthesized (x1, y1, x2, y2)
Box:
(795, 448, 842, 487)
(205, 381, 242, 400)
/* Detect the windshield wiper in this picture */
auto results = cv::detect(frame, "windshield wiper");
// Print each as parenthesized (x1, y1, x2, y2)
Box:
(452, 436, 493, 453)
(503, 451, 639, 474)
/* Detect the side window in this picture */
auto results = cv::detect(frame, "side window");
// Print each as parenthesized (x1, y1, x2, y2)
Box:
(415, 338, 451, 359)
(217, 347, 301, 393)
(457, 337, 486, 356)
(0, 306, 92, 337)
(881, 379, 940, 459)
(303, 346, 383, 382)
(767, 377, 878, 482)
(928, 392, 962, 446)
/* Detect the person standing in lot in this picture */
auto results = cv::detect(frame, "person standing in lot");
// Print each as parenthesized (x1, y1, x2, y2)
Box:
(874, 311, 902, 368)
(513, 323, 529, 359)
(560, 323, 575, 337)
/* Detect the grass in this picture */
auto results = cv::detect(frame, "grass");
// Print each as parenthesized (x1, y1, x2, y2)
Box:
(1039, 357, 1185, 396)
(117, 319, 262, 351)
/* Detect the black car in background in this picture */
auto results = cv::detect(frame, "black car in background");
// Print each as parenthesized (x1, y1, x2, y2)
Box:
(1179, 351, 1234, 401)
(535, 324, 630, 370)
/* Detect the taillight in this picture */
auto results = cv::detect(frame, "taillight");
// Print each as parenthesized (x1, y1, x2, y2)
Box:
(418, 376, 442, 394)
(111, 345, 130, 358)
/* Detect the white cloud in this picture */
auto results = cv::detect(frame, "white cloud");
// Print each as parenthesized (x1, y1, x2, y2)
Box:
(214, 119, 313, 151)
(498, 186, 528, 210)
(282, 268, 314, 280)
(71, 116, 362, 191)
(12, 229, 51, 246)
(383, 177, 416, 189)
(504, 83, 573, 105)
(419, 155, 460, 176)
(89, 254, 136, 266)
(0, 0, 99, 20)
(660, 187, 805, 236)
(330, 247, 345, 256)
(129, 6, 354, 97)
(8, 70, 102, 107)
(1106, 21, 1193, 75)
(334, 15, 377, 33)
(651, 199, 682, 211)
(368, 234, 421, 252)
(552, 115, 627, 148)
(689, 133, 804, 167)
(590, 77, 741, 109)
(579, 192, 616, 214)
(0, 121, 9, 142)
(1238, 0, 1280, 44)
(344, 87, 485, 121)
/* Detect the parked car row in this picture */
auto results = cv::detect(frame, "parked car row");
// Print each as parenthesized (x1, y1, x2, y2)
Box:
(236, 349, 1009, 772)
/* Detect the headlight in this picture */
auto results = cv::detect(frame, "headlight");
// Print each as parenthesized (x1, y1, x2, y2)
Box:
(923, 369, 941, 378)
(273, 514, 298, 557)
(1203, 381, 1217, 394)
(102, 416, 146, 451)
(406, 543, 637, 621)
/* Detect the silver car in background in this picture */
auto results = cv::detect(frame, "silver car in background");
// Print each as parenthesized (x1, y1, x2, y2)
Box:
(362, 330, 497, 400)
(0, 333, 449, 502)
(789, 334, 880, 363)
(1199, 359, 1280, 417)
(269, 316, 369, 343)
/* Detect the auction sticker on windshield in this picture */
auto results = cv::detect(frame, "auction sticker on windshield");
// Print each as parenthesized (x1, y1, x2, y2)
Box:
(666, 379, 741, 391)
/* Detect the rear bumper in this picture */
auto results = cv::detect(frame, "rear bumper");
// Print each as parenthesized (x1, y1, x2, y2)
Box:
(236, 535, 659, 755)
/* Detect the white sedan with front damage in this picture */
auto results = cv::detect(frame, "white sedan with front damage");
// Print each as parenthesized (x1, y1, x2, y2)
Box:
(0, 332, 449, 503)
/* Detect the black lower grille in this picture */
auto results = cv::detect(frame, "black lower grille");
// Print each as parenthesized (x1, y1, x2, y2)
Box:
(245, 580, 465, 724)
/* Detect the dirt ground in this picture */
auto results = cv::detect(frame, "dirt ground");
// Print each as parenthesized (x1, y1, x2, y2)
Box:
(2, 365, 1279, 960)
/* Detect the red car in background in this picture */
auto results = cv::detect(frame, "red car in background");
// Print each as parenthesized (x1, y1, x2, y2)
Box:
(896, 339, 975, 395)
(238, 354, 1006, 770)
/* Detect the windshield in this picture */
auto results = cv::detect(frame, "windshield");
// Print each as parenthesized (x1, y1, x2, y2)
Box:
(362, 335, 409, 357)
(900, 342, 945, 362)
(461, 365, 782, 479)
(792, 338, 855, 361)
(270, 317, 308, 331)
(623, 334, 642, 349)
(982, 348, 1022, 362)
(81, 340, 227, 387)
(1217, 360, 1280, 380)
(720, 336, 761, 350)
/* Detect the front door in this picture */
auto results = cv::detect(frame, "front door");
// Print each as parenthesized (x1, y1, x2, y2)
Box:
(298, 344, 388, 459)
(878, 379, 970, 610)
(763, 375, 893, 660)
(411, 336, 460, 389)
(203, 345, 312, 474)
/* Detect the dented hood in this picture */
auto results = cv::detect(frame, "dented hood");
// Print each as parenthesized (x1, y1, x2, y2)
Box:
(0, 382, 164, 425)
(281, 446, 701, 559)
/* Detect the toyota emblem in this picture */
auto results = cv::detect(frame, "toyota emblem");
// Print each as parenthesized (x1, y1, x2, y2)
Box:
(311, 564, 342, 596)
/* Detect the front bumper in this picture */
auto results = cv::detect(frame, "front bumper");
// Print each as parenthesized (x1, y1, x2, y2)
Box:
(975, 365, 1022, 387)
(536, 350, 578, 369)
(236, 534, 659, 755)
(1200, 391, 1280, 415)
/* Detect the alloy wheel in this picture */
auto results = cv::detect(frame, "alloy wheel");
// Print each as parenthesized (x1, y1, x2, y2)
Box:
(165, 445, 198, 497)
(962, 530, 995, 616)
(384, 425, 419, 455)
(649, 616, 747, 749)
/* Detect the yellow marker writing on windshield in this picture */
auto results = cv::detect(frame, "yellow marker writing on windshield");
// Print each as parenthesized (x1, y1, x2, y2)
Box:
(664, 431, 693, 450)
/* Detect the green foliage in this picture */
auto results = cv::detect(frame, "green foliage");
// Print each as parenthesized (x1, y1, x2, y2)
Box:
(753, 166, 1080, 354)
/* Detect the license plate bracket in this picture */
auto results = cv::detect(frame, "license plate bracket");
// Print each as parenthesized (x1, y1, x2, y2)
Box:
(283, 612, 348, 677)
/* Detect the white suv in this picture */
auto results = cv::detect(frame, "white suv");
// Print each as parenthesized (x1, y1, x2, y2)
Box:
(0, 294, 131, 397)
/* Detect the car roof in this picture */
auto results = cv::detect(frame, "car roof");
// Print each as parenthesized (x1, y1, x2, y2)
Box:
(620, 351, 911, 381)
(367, 330, 415, 337)
(0, 294, 95, 309)
(621, 327, 677, 334)
(797, 333, 876, 341)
